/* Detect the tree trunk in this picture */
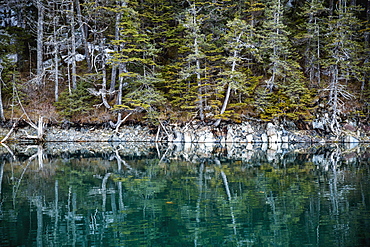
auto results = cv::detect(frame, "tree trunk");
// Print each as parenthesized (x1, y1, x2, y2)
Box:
(75, 0, 91, 71)
(192, 4, 204, 121)
(214, 45, 239, 127)
(53, 17, 59, 102)
(0, 162, 3, 197)
(329, 64, 340, 135)
(70, 0, 77, 89)
(0, 65, 5, 121)
(196, 55, 204, 121)
(36, 0, 44, 82)
(100, 41, 111, 109)
(109, 7, 122, 97)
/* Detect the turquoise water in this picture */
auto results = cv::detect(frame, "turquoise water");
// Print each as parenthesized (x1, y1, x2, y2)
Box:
(0, 143, 369, 246)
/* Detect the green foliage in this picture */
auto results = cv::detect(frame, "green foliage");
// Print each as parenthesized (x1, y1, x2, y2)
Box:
(254, 79, 316, 122)
(54, 81, 98, 119)
(0, 29, 17, 84)
(113, 75, 167, 123)
(0, 30, 16, 55)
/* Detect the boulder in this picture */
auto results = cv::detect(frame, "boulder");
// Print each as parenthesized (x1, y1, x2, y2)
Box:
(312, 119, 325, 130)
(261, 133, 268, 143)
(344, 135, 359, 143)
(246, 134, 253, 143)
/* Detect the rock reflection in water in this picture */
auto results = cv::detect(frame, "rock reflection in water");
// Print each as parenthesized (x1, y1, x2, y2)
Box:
(0, 143, 369, 246)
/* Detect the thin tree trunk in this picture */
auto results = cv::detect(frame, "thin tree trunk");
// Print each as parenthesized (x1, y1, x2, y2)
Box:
(110, 67, 117, 99)
(0, 162, 3, 197)
(53, 17, 59, 102)
(75, 0, 91, 71)
(191, 3, 204, 121)
(109, 8, 122, 96)
(115, 112, 132, 132)
(1, 121, 17, 143)
(113, 63, 127, 131)
(0, 64, 5, 121)
(70, 0, 77, 89)
(100, 41, 111, 109)
(329, 65, 340, 135)
(196, 56, 204, 121)
(36, 0, 44, 82)
(316, 18, 321, 85)
(214, 45, 239, 127)
(101, 63, 111, 108)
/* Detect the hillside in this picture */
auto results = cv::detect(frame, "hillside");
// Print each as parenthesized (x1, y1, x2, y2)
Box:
(0, 0, 369, 134)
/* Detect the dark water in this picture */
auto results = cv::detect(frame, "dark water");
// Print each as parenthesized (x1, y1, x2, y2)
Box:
(0, 142, 369, 247)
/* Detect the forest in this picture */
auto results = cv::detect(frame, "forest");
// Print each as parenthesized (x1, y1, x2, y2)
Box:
(0, 0, 369, 133)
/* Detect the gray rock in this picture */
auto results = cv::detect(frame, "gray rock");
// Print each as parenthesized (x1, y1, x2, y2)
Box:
(344, 135, 359, 143)
(261, 133, 268, 143)
(312, 119, 325, 130)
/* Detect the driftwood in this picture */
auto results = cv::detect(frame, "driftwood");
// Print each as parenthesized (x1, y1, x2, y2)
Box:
(1, 121, 18, 143)
(1, 82, 46, 143)
(1, 116, 46, 143)
(22, 116, 46, 142)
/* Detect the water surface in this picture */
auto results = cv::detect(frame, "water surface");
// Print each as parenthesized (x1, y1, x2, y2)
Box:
(0, 143, 369, 246)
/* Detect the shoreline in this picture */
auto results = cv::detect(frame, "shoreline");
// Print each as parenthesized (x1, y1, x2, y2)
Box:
(0, 121, 369, 144)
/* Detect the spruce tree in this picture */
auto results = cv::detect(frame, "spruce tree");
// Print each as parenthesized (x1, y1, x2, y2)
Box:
(256, 0, 314, 122)
(214, 18, 260, 126)
(321, 0, 364, 134)
(299, 0, 327, 86)
(108, 0, 166, 124)
(177, 1, 207, 121)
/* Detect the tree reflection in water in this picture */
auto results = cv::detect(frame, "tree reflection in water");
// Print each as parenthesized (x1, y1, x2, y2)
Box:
(0, 143, 369, 246)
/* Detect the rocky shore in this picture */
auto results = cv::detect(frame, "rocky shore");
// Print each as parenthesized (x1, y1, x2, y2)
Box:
(0, 121, 368, 144)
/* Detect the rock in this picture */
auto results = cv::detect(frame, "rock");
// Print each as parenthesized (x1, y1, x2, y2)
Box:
(246, 134, 253, 143)
(343, 124, 357, 132)
(281, 135, 289, 143)
(173, 131, 183, 143)
(241, 122, 253, 134)
(109, 133, 121, 142)
(261, 133, 268, 143)
(183, 131, 194, 143)
(167, 133, 174, 142)
(269, 134, 279, 143)
(1, 119, 369, 144)
(312, 119, 325, 130)
(266, 123, 277, 136)
(199, 130, 216, 143)
(226, 126, 235, 143)
(344, 135, 359, 143)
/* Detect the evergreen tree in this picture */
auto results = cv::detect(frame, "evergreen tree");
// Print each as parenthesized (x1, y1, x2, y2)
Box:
(0, 30, 17, 121)
(321, 0, 365, 134)
(256, 0, 314, 122)
(214, 18, 260, 126)
(54, 79, 98, 120)
(299, 0, 327, 86)
(108, 0, 165, 124)
(177, 1, 208, 121)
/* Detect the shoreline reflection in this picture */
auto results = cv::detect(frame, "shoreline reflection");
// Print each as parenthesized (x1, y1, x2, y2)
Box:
(0, 143, 369, 246)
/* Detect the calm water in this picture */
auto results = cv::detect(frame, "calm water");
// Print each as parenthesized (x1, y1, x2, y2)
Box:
(0, 142, 369, 247)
